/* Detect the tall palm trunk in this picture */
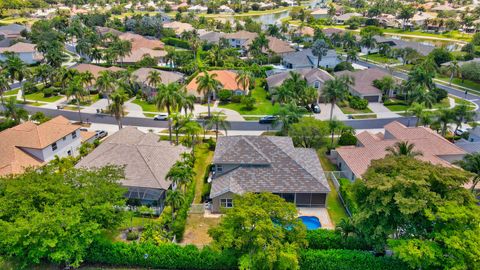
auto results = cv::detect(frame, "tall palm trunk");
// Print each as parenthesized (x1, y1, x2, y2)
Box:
(77, 98, 83, 123)
(207, 93, 211, 118)
(330, 101, 335, 121)
(167, 106, 173, 142)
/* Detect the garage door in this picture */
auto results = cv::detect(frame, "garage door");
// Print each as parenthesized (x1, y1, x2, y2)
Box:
(364, 95, 380, 102)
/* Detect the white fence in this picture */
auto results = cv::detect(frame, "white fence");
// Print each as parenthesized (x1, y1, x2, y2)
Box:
(325, 171, 352, 217)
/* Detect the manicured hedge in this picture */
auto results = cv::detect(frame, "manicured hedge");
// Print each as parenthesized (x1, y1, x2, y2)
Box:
(306, 230, 370, 250)
(86, 238, 238, 269)
(338, 178, 358, 215)
(300, 249, 409, 270)
(162, 37, 191, 49)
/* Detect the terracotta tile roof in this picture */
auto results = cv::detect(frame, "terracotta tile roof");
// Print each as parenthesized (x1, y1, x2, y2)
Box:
(0, 42, 36, 53)
(119, 32, 164, 50)
(0, 116, 81, 177)
(266, 37, 295, 55)
(121, 47, 167, 63)
(76, 127, 189, 190)
(72, 64, 125, 78)
(186, 70, 242, 97)
(80, 131, 96, 142)
(162, 21, 194, 35)
(210, 136, 330, 198)
(336, 121, 466, 178)
(222, 30, 258, 41)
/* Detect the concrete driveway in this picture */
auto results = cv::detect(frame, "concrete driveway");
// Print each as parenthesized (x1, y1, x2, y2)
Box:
(368, 102, 400, 118)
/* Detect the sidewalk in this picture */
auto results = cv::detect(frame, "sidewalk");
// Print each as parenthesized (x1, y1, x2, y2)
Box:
(368, 103, 400, 118)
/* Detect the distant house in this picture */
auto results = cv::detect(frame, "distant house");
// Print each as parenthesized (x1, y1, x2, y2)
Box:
(186, 70, 245, 98)
(76, 127, 189, 208)
(311, 8, 330, 19)
(290, 26, 315, 42)
(71, 64, 125, 82)
(333, 12, 363, 24)
(187, 4, 208, 13)
(282, 49, 341, 69)
(0, 24, 26, 39)
(218, 5, 234, 13)
(0, 42, 43, 64)
(163, 21, 194, 36)
(333, 121, 466, 180)
(222, 30, 258, 50)
(266, 36, 295, 56)
(209, 136, 330, 213)
(322, 28, 345, 37)
(335, 68, 393, 102)
(361, 35, 435, 57)
(95, 26, 122, 37)
(266, 68, 333, 96)
(455, 127, 480, 153)
(118, 32, 167, 64)
(0, 116, 93, 177)
(132, 67, 185, 99)
(199, 31, 224, 44)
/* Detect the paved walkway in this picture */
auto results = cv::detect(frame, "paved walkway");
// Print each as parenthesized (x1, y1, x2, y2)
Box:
(81, 98, 109, 113)
(41, 96, 67, 109)
(124, 98, 144, 117)
(313, 103, 348, 120)
(368, 103, 400, 118)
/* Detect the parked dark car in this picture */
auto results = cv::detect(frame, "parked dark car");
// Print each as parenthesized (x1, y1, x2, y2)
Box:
(311, 103, 321, 113)
(259, 115, 277, 124)
(95, 130, 108, 139)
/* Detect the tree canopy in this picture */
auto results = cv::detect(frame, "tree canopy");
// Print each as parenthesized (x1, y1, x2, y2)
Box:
(0, 164, 127, 268)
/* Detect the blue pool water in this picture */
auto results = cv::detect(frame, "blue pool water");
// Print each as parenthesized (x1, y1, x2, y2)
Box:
(299, 216, 321, 230)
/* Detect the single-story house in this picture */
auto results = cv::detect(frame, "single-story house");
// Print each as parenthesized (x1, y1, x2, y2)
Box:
(95, 26, 122, 37)
(335, 68, 393, 102)
(76, 127, 189, 207)
(218, 5, 234, 13)
(333, 12, 363, 24)
(222, 30, 258, 50)
(266, 36, 295, 56)
(186, 70, 245, 98)
(163, 21, 194, 36)
(71, 63, 125, 81)
(210, 136, 330, 213)
(311, 8, 330, 19)
(282, 49, 341, 69)
(322, 28, 345, 37)
(333, 121, 466, 180)
(361, 35, 435, 57)
(187, 4, 208, 13)
(132, 67, 185, 98)
(0, 24, 26, 39)
(0, 42, 43, 64)
(266, 68, 333, 96)
(118, 32, 167, 64)
(0, 116, 91, 177)
(291, 26, 315, 41)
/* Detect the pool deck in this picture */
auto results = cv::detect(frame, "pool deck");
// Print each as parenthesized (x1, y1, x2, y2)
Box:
(297, 207, 334, 230)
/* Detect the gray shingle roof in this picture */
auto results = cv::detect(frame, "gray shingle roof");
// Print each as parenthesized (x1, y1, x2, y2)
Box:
(373, 35, 435, 56)
(211, 136, 330, 198)
(266, 68, 333, 89)
(76, 127, 188, 190)
(282, 49, 338, 68)
(0, 24, 26, 33)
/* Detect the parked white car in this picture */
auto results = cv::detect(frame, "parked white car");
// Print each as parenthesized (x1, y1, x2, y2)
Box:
(153, 113, 169, 121)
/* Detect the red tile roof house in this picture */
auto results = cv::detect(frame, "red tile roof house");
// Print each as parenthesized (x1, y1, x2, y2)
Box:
(0, 116, 94, 177)
(332, 121, 467, 181)
(186, 70, 246, 99)
(118, 32, 167, 64)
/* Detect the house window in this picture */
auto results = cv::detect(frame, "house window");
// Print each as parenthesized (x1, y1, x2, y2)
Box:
(220, 198, 233, 208)
(51, 142, 57, 151)
(314, 81, 320, 88)
(67, 150, 72, 156)
(217, 165, 223, 173)
(62, 136, 66, 141)
(71, 131, 77, 139)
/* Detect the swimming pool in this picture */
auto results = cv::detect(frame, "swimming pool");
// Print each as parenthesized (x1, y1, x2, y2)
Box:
(299, 216, 321, 230)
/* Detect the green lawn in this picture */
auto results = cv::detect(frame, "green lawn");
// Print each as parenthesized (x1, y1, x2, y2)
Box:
(4, 89, 19, 96)
(436, 76, 480, 93)
(385, 104, 409, 111)
(317, 150, 349, 225)
(338, 104, 373, 114)
(132, 98, 161, 112)
(381, 28, 472, 42)
(219, 85, 281, 115)
(193, 144, 213, 204)
(352, 114, 377, 119)
(25, 92, 62, 103)
(361, 53, 399, 64)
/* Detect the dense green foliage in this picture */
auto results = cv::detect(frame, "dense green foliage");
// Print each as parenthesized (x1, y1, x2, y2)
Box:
(306, 230, 369, 251)
(289, 118, 329, 148)
(338, 178, 358, 214)
(209, 193, 307, 270)
(300, 249, 409, 270)
(348, 96, 369, 110)
(86, 237, 238, 269)
(0, 165, 126, 268)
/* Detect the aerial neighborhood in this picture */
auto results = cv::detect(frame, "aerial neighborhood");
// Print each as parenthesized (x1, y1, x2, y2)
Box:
(0, 0, 480, 269)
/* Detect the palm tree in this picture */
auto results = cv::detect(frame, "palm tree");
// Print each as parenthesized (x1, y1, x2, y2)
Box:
(2, 97, 28, 123)
(336, 218, 356, 238)
(0, 71, 10, 105)
(206, 111, 230, 140)
(448, 60, 460, 86)
(455, 153, 480, 192)
(346, 49, 358, 63)
(180, 92, 196, 116)
(311, 39, 329, 68)
(360, 33, 377, 62)
(196, 71, 220, 118)
(235, 69, 253, 95)
(109, 90, 128, 130)
(95, 71, 115, 105)
(35, 64, 53, 87)
(435, 108, 456, 136)
(165, 190, 184, 221)
(3, 52, 26, 83)
(182, 120, 202, 153)
(328, 119, 343, 148)
(67, 76, 86, 123)
(146, 70, 162, 88)
(409, 102, 425, 127)
(274, 102, 306, 135)
(385, 141, 423, 157)
(452, 104, 475, 136)
(156, 83, 183, 142)
(321, 75, 353, 121)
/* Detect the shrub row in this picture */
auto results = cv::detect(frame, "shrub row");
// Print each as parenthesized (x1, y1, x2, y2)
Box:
(349, 96, 369, 110)
(300, 249, 409, 270)
(86, 238, 238, 269)
(162, 37, 191, 49)
(306, 230, 370, 250)
(338, 178, 358, 215)
(171, 171, 196, 241)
